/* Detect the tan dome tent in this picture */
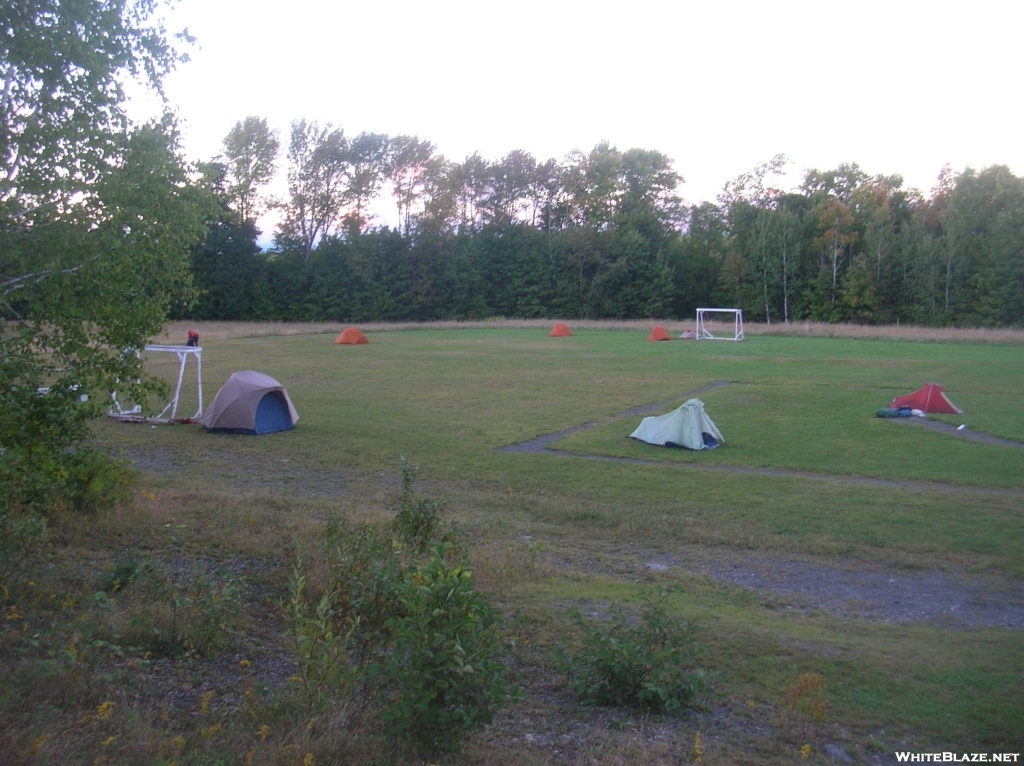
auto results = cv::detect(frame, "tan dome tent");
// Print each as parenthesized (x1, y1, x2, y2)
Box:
(335, 328, 369, 345)
(198, 371, 299, 435)
(630, 398, 724, 450)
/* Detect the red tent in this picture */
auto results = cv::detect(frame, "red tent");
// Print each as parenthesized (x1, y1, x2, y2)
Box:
(549, 322, 573, 337)
(335, 328, 369, 345)
(890, 383, 962, 414)
(647, 325, 672, 341)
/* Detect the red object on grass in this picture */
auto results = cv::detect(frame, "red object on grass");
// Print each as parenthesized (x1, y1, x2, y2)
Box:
(335, 328, 369, 345)
(890, 383, 962, 414)
(549, 322, 573, 337)
(647, 325, 672, 341)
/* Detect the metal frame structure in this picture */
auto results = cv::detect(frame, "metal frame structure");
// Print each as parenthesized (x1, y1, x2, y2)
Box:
(695, 308, 744, 341)
(108, 345, 203, 422)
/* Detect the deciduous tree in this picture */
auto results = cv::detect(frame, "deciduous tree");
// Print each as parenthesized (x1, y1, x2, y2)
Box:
(222, 116, 279, 223)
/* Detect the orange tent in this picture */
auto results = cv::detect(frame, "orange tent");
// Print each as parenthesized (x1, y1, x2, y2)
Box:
(647, 325, 672, 341)
(335, 328, 369, 345)
(549, 322, 573, 337)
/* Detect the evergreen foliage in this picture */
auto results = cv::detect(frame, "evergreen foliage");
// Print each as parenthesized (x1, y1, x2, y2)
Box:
(185, 146, 1024, 327)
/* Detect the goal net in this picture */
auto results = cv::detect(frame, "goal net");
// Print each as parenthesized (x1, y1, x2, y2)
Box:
(695, 309, 745, 341)
(108, 345, 204, 423)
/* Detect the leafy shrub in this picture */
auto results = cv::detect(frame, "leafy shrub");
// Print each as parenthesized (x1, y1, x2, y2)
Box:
(0, 511, 48, 584)
(558, 590, 709, 715)
(392, 457, 457, 554)
(102, 554, 144, 592)
(126, 564, 241, 656)
(323, 515, 409, 666)
(286, 562, 355, 714)
(64, 449, 135, 514)
(371, 548, 509, 757)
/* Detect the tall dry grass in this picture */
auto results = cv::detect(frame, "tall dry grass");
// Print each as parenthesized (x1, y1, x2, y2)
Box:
(159, 318, 1024, 344)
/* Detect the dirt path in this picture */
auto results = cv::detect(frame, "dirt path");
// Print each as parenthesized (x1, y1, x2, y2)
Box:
(648, 552, 1024, 628)
(894, 417, 1024, 448)
(500, 382, 1024, 497)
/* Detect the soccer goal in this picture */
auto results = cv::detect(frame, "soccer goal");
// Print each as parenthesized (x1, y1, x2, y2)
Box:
(695, 308, 744, 341)
(108, 345, 204, 423)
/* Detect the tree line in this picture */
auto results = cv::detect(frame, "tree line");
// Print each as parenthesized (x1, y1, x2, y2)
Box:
(186, 121, 1023, 327)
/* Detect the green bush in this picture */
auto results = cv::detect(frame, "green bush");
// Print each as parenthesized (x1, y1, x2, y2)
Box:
(101, 553, 144, 593)
(323, 515, 409, 666)
(371, 548, 510, 757)
(126, 564, 241, 657)
(392, 457, 457, 554)
(0, 511, 48, 586)
(558, 590, 709, 716)
(65, 449, 135, 514)
(286, 562, 355, 714)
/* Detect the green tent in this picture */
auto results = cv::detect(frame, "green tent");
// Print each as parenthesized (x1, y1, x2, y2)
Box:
(629, 398, 724, 450)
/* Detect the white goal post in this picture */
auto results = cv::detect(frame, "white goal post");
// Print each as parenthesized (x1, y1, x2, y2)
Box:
(695, 308, 744, 341)
(108, 345, 204, 422)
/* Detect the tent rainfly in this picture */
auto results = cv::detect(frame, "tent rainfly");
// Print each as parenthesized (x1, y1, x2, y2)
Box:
(549, 322, 573, 337)
(198, 371, 299, 434)
(335, 328, 369, 345)
(630, 398, 724, 450)
(890, 383, 962, 414)
(648, 325, 672, 341)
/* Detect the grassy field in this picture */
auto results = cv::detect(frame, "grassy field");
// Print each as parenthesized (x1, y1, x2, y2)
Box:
(4, 325, 1023, 764)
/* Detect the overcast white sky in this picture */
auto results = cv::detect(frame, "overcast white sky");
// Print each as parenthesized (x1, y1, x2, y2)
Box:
(131, 0, 1023, 230)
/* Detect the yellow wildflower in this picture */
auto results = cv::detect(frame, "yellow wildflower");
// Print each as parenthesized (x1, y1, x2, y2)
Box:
(170, 736, 186, 749)
(257, 724, 270, 741)
(200, 690, 214, 715)
(32, 736, 46, 752)
(239, 658, 251, 668)
(201, 723, 222, 737)
(245, 750, 255, 765)
(304, 753, 315, 766)
(801, 743, 811, 759)
(5, 605, 21, 620)
(96, 702, 116, 720)
(101, 736, 114, 747)
(693, 731, 703, 763)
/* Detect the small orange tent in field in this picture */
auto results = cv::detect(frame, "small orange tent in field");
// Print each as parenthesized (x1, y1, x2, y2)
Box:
(891, 383, 962, 414)
(549, 322, 573, 337)
(648, 326, 672, 341)
(335, 328, 369, 345)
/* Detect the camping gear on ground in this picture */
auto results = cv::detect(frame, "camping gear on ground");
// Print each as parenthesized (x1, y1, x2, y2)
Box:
(335, 328, 369, 345)
(648, 326, 672, 341)
(890, 383, 962, 414)
(630, 398, 724, 450)
(549, 322, 573, 337)
(186, 330, 199, 347)
(198, 371, 299, 434)
(876, 407, 926, 418)
(679, 330, 695, 339)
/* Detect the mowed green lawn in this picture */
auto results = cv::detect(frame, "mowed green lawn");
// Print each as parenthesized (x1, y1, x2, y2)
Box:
(124, 329, 1024, 575)
(95, 328, 1024, 755)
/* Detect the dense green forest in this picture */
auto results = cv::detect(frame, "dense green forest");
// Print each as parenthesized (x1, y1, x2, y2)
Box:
(184, 121, 1024, 326)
